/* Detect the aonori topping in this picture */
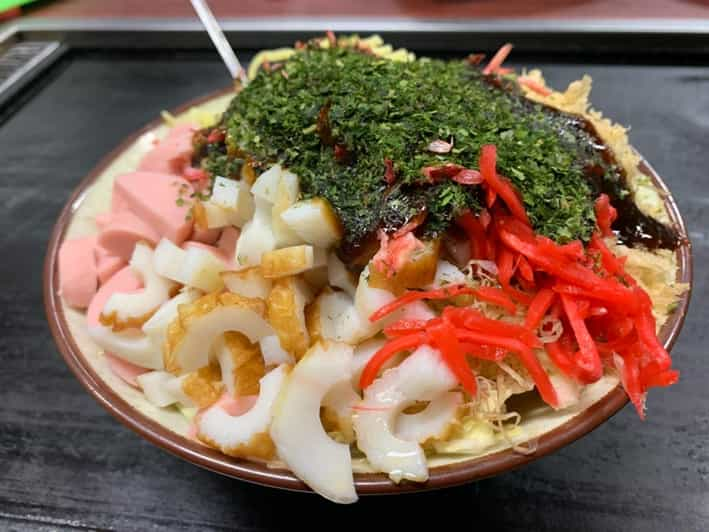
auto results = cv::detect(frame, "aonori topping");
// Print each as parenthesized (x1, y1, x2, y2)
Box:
(218, 43, 677, 256)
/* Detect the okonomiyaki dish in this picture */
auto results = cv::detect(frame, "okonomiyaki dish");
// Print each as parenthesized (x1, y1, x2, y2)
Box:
(50, 35, 689, 503)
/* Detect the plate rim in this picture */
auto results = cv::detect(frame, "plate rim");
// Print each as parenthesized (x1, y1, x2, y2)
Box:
(43, 87, 693, 495)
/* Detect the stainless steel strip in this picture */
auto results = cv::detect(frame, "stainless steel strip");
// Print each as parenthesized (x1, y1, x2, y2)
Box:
(1, 17, 708, 52)
(4, 16, 709, 34)
(0, 40, 65, 109)
(0, 15, 707, 109)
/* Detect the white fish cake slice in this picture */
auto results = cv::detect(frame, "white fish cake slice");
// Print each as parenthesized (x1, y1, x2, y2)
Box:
(198, 364, 289, 459)
(270, 341, 357, 504)
(353, 345, 457, 483)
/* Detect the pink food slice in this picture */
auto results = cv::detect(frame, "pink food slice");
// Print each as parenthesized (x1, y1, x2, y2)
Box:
(112, 171, 194, 244)
(85, 266, 146, 384)
(181, 225, 240, 267)
(96, 210, 161, 261)
(191, 225, 221, 245)
(95, 212, 113, 231)
(181, 240, 238, 270)
(182, 240, 221, 254)
(94, 245, 126, 285)
(187, 392, 258, 442)
(186, 422, 200, 442)
(218, 393, 258, 416)
(138, 123, 196, 176)
(217, 226, 240, 261)
(86, 266, 142, 328)
(104, 352, 148, 387)
(111, 189, 130, 214)
(58, 236, 98, 309)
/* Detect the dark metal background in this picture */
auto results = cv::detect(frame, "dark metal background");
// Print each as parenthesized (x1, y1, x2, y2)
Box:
(2, 17, 709, 108)
(0, 25, 707, 530)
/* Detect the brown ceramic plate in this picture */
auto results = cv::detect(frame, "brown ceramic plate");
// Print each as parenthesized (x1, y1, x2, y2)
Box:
(44, 89, 692, 495)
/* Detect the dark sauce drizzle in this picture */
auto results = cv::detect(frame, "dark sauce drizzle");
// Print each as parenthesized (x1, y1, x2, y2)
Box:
(492, 75, 679, 251)
(548, 109, 678, 250)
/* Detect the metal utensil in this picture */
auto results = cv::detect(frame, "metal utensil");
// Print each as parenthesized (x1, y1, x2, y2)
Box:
(190, 0, 247, 83)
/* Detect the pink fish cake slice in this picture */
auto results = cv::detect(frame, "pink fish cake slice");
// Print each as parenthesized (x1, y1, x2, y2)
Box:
(94, 245, 126, 285)
(96, 210, 161, 261)
(58, 236, 98, 309)
(112, 171, 194, 244)
(138, 123, 196, 176)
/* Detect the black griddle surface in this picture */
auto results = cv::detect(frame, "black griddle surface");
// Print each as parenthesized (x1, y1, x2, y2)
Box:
(1, 49, 706, 531)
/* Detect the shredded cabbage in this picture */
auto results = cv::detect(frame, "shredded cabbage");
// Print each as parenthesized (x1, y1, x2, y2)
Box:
(161, 107, 219, 129)
(177, 404, 198, 421)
